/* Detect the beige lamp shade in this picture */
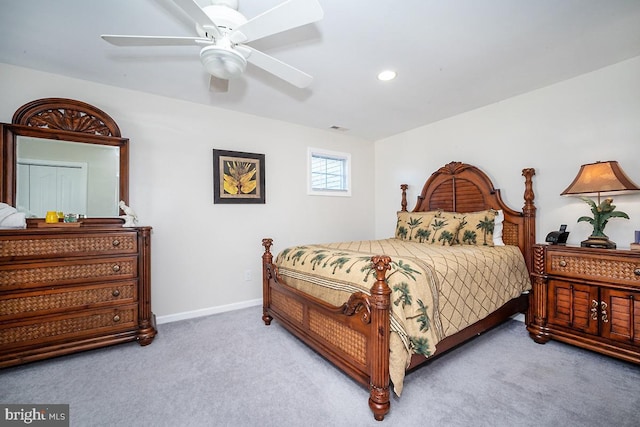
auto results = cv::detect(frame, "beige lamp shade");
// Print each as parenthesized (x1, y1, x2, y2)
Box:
(561, 161, 640, 197)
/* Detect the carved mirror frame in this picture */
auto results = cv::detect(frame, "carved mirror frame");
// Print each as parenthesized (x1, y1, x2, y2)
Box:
(1, 98, 128, 223)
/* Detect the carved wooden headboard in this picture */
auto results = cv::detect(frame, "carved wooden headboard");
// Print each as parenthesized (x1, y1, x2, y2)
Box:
(400, 161, 536, 272)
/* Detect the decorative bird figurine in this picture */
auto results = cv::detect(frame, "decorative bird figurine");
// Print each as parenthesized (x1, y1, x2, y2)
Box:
(119, 200, 138, 227)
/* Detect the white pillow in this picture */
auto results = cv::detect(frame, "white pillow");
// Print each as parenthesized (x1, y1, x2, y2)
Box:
(493, 209, 505, 246)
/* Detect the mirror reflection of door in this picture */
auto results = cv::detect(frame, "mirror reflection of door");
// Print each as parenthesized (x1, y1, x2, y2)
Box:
(17, 159, 88, 218)
(16, 137, 120, 217)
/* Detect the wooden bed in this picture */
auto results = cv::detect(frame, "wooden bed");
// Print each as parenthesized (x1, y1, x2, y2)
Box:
(261, 161, 536, 421)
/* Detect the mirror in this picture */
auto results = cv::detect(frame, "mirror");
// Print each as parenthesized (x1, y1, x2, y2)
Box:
(1, 98, 128, 219)
(17, 137, 121, 217)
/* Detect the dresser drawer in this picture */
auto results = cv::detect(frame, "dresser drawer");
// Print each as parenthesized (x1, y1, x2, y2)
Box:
(0, 232, 137, 260)
(0, 305, 138, 351)
(547, 249, 640, 286)
(0, 280, 137, 322)
(0, 256, 138, 291)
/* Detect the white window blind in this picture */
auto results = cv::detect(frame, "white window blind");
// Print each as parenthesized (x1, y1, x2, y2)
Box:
(307, 148, 351, 196)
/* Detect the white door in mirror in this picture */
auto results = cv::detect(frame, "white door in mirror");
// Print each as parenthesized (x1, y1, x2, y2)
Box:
(17, 160, 88, 217)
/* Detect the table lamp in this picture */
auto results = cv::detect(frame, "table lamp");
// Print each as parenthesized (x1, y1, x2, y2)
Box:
(561, 160, 640, 249)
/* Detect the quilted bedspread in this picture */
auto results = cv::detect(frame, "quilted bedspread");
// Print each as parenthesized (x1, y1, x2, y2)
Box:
(274, 238, 531, 395)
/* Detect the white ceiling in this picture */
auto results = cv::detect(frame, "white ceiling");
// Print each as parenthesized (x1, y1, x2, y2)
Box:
(1, 0, 640, 141)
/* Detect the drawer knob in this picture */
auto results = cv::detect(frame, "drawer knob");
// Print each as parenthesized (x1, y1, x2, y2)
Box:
(112, 239, 120, 247)
(113, 314, 121, 322)
(634, 268, 640, 276)
(112, 264, 121, 273)
(112, 289, 121, 297)
(559, 260, 567, 267)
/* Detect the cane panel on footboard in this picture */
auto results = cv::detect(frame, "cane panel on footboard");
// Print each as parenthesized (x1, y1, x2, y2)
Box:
(262, 251, 373, 385)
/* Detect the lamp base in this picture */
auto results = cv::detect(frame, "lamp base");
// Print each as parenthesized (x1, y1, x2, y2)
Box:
(581, 236, 616, 249)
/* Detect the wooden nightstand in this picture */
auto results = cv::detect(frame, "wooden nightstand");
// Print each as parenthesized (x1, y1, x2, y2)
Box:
(527, 244, 640, 363)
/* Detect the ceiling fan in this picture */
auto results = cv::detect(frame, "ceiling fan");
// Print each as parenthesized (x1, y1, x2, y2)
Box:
(101, 0, 323, 92)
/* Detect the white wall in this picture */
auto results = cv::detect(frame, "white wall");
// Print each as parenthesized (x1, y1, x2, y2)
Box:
(3, 56, 639, 320)
(375, 56, 640, 250)
(0, 63, 375, 320)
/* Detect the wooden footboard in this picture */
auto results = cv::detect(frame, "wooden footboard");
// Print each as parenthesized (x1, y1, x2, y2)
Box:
(262, 238, 392, 421)
(262, 238, 529, 421)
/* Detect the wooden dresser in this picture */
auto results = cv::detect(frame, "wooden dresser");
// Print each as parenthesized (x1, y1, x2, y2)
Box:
(528, 244, 640, 363)
(0, 224, 156, 367)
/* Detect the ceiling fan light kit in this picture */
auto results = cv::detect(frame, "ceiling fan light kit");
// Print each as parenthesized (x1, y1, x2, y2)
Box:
(101, 0, 324, 92)
(200, 45, 247, 79)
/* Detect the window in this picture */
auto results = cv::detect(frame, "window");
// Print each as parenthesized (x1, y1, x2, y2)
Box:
(307, 147, 351, 196)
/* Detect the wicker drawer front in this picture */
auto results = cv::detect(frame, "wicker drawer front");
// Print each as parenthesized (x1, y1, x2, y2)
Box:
(0, 256, 138, 291)
(547, 250, 640, 285)
(0, 232, 137, 259)
(0, 281, 137, 321)
(0, 304, 138, 349)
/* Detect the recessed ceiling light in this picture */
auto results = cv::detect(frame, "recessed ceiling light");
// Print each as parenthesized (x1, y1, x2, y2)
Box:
(377, 70, 397, 81)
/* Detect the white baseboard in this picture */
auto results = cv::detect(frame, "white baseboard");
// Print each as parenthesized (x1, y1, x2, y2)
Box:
(156, 298, 262, 324)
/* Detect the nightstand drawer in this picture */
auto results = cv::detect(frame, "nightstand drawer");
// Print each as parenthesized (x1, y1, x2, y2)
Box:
(547, 250, 640, 286)
(0, 281, 137, 321)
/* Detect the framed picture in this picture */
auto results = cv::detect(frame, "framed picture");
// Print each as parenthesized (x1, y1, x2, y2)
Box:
(213, 149, 265, 204)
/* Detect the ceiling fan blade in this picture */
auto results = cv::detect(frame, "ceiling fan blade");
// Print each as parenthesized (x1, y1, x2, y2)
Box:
(101, 35, 209, 47)
(173, 0, 222, 39)
(229, 0, 323, 44)
(209, 75, 230, 93)
(241, 45, 313, 88)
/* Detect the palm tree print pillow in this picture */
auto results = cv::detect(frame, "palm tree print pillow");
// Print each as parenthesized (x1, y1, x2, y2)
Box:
(395, 210, 497, 246)
(395, 211, 436, 242)
(426, 210, 497, 246)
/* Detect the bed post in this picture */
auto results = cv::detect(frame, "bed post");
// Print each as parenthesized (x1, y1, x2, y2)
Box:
(261, 238, 273, 326)
(368, 255, 392, 421)
(400, 184, 408, 212)
(521, 168, 536, 274)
